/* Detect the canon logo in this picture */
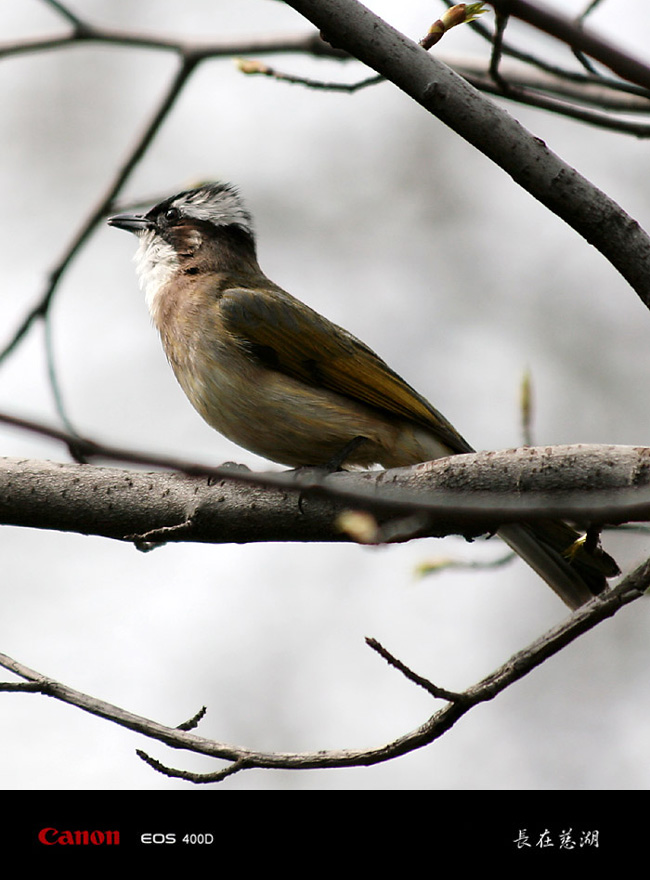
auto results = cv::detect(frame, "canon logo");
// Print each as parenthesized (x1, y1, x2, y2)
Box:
(37, 827, 120, 846)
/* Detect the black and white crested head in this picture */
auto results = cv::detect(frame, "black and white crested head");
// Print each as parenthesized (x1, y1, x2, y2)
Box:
(108, 182, 258, 313)
(157, 182, 254, 237)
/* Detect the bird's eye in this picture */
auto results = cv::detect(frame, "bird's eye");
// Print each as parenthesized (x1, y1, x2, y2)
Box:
(163, 207, 180, 225)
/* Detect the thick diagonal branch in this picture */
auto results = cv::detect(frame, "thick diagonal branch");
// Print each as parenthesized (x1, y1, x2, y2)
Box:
(284, 0, 650, 309)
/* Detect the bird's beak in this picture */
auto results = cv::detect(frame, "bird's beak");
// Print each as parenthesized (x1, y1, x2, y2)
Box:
(107, 212, 151, 234)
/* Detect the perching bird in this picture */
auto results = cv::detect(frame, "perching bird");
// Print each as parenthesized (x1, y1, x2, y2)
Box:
(108, 182, 619, 609)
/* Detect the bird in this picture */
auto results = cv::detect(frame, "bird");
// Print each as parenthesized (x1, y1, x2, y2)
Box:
(108, 181, 619, 609)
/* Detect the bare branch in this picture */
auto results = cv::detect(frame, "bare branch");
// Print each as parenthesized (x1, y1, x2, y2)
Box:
(1, 562, 645, 781)
(478, 2, 650, 133)
(42, 0, 84, 29)
(3, 0, 649, 788)
(244, 53, 650, 135)
(236, 7, 487, 99)
(0, 8, 344, 63)
(2, 437, 650, 545)
(237, 58, 383, 93)
(439, 0, 650, 101)
(489, 0, 650, 90)
(135, 752, 250, 784)
(464, 81, 650, 135)
(365, 638, 465, 701)
(451, 54, 650, 110)
(285, 0, 650, 310)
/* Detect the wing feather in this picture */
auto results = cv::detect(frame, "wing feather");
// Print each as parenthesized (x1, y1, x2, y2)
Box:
(219, 287, 473, 455)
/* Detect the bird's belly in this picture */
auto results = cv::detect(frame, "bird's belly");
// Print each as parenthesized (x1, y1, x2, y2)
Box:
(171, 353, 450, 468)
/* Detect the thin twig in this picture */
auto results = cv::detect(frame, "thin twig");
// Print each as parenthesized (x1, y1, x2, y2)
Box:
(440, 0, 650, 101)
(177, 707, 207, 732)
(42, 0, 84, 29)
(488, 7, 511, 92)
(365, 638, 465, 701)
(285, 0, 650, 309)
(237, 59, 383, 92)
(0, 562, 646, 780)
(489, 0, 650, 91)
(136, 751, 250, 783)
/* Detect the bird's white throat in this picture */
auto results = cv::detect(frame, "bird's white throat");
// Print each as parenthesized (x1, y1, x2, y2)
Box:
(134, 230, 180, 316)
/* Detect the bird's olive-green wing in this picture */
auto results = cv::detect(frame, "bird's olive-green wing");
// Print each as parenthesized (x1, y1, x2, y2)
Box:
(220, 286, 473, 454)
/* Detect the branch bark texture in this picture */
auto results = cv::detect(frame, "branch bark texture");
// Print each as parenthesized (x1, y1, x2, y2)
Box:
(2, 445, 648, 545)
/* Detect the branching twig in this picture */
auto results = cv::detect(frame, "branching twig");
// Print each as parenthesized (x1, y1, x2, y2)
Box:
(4, 0, 650, 391)
(489, 0, 650, 90)
(136, 752, 251, 784)
(439, 0, 649, 95)
(1, 562, 645, 782)
(284, 0, 650, 311)
(237, 4, 486, 95)
(461, 73, 650, 136)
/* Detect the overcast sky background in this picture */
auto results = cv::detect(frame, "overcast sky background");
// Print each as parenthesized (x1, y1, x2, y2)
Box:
(1, 0, 650, 793)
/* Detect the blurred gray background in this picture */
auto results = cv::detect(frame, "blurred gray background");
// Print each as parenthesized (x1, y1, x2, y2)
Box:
(1, 0, 649, 791)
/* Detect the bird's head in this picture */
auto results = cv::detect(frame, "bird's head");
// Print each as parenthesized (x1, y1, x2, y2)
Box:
(108, 182, 257, 305)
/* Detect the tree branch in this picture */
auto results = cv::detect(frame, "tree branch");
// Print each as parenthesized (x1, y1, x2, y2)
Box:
(284, 0, 650, 310)
(3, 0, 648, 788)
(1, 443, 649, 545)
(490, 0, 650, 91)
(1, 560, 645, 781)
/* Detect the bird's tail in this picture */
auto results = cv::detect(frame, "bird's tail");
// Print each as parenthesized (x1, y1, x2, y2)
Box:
(498, 521, 620, 610)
